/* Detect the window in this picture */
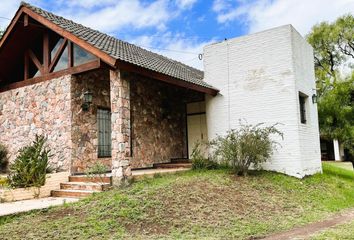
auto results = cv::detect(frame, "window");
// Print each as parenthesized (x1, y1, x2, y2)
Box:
(299, 93, 307, 124)
(73, 44, 96, 66)
(97, 108, 112, 157)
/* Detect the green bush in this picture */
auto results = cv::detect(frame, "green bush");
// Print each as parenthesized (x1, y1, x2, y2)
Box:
(211, 123, 283, 176)
(191, 142, 218, 170)
(8, 135, 53, 188)
(0, 144, 8, 172)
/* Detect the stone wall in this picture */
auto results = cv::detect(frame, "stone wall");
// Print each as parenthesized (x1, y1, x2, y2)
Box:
(129, 73, 202, 168)
(110, 70, 131, 183)
(0, 76, 72, 171)
(70, 69, 111, 173)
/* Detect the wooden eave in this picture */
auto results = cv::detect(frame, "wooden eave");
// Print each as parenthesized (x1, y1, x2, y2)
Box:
(116, 60, 218, 96)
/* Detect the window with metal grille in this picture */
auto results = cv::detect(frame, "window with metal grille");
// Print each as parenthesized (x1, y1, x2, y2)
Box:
(97, 108, 112, 157)
(299, 94, 307, 124)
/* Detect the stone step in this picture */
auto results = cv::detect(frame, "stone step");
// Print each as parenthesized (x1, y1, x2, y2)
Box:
(69, 175, 112, 184)
(60, 182, 111, 191)
(51, 189, 97, 198)
(171, 158, 191, 164)
(153, 162, 192, 169)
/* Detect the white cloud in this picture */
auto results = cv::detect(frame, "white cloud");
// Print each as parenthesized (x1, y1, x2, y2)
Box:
(58, 0, 172, 33)
(175, 0, 198, 9)
(129, 33, 216, 70)
(213, 0, 354, 35)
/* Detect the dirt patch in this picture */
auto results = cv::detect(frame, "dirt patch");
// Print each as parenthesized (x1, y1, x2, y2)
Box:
(123, 176, 289, 236)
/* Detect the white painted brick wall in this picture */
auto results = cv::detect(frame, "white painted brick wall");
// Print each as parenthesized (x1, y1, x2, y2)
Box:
(203, 25, 322, 178)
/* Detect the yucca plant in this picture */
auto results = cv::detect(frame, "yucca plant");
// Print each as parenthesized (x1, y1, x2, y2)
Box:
(8, 135, 53, 188)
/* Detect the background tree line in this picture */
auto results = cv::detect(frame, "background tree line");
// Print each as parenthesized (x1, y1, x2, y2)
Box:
(307, 14, 354, 157)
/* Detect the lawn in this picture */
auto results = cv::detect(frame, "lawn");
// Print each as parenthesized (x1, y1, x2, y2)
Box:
(0, 162, 353, 240)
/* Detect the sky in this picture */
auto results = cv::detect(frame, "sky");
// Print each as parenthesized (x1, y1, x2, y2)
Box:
(0, 0, 353, 69)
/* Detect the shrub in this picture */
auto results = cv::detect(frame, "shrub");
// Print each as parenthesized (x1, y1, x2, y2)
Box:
(191, 142, 218, 170)
(85, 162, 108, 182)
(211, 123, 283, 176)
(8, 135, 52, 188)
(0, 144, 8, 172)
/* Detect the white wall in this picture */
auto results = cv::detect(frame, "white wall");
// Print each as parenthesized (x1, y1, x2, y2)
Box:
(203, 25, 322, 178)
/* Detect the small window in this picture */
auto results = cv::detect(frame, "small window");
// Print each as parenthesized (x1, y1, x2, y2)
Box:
(98, 108, 112, 157)
(299, 94, 307, 124)
(74, 44, 96, 66)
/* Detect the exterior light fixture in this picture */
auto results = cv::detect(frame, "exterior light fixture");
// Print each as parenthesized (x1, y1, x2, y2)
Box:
(82, 90, 93, 111)
(312, 88, 318, 104)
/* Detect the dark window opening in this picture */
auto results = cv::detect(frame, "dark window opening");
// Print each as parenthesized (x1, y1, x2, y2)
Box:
(299, 94, 307, 124)
(98, 108, 112, 158)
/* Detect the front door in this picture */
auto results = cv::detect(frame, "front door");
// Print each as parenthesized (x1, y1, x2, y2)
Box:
(186, 102, 208, 158)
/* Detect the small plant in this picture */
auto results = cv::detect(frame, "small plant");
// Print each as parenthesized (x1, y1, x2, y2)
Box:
(8, 135, 53, 188)
(211, 122, 283, 176)
(0, 144, 8, 172)
(85, 162, 108, 182)
(191, 142, 218, 170)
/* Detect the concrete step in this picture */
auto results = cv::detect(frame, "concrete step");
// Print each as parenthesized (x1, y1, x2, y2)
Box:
(69, 175, 112, 184)
(60, 182, 111, 191)
(51, 189, 97, 198)
(153, 162, 192, 169)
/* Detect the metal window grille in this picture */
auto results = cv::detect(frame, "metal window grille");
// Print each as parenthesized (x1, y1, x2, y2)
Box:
(97, 108, 112, 157)
(299, 95, 307, 124)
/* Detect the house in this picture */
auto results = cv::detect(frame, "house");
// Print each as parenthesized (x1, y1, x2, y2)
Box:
(0, 2, 322, 186)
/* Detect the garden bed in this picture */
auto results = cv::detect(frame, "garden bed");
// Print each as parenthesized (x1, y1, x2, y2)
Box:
(0, 172, 69, 202)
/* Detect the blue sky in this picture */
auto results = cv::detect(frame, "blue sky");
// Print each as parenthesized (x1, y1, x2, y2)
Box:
(1, 0, 354, 69)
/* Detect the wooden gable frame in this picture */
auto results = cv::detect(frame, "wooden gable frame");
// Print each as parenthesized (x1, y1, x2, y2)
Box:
(0, 5, 218, 96)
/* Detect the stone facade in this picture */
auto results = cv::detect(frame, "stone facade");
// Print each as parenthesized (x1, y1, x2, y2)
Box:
(130, 74, 194, 168)
(70, 69, 111, 173)
(110, 69, 131, 183)
(0, 76, 72, 171)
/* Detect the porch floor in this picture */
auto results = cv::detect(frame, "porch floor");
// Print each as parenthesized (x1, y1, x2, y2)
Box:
(131, 167, 190, 180)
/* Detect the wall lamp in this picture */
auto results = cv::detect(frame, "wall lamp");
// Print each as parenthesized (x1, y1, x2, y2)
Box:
(82, 90, 93, 111)
(312, 88, 318, 104)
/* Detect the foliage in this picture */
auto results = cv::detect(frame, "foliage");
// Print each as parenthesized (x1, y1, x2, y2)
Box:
(211, 123, 283, 176)
(0, 143, 8, 172)
(8, 135, 53, 188)
(318, 74, 354, 154)
(0, 29, 3, 40)
(307, 14, 354, 97)
(190, 142, 218, 170)
(85, 162, 108, 182)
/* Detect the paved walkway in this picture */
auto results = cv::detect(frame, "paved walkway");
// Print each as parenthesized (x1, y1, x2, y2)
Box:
(261, 209, 354, 240)
(0, 197, 79, 217)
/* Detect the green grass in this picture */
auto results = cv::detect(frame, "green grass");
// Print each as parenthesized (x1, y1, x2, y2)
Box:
(310, 220, 354, 240)
(0, 162, 353, 239)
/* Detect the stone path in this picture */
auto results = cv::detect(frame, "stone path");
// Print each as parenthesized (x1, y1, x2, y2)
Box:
(0, 197, 79, 217)
(261, 209, 354, 240)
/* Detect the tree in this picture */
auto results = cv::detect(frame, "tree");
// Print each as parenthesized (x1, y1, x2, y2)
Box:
(307, 14, 354, 159)
(318, 74, 354, 155)
(307, 14, 354, 96)
(0, 29, 3, 39)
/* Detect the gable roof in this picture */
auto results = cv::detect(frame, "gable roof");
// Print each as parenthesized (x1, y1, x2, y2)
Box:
(16, 2, 217, 93)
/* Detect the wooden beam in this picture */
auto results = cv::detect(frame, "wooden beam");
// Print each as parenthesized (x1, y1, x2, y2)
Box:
(43, 31, 50, 73)
(24, 51, 29, 80)
(22, 7, 117, 67)
(28, 49, 44, 74)
(0, 59, 102, 93)
(68, 41, 73, 68)
(116, 60, 219, 96)
(49, 39, 67, 72)
(24, 14, 29, 27)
